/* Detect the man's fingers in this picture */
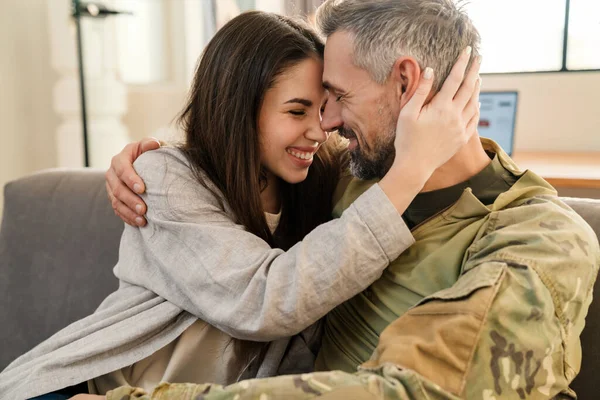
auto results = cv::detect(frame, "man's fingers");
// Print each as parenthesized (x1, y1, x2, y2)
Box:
(107, 181, 136, 226)
(128, 137, 161, 192)
(401, 67, 434, 118)
(105, 167, 120, 195)
(115, 209, 136, 227)
(140, 137, 162, 154)
(106, 170, 147, 215)
(436, 46, 472, 104)
(465, 108, 480, 141)
(461, 77, 481, 124)
(117, 209, 147, 227)
(113, 182, 147, 217)
(111, 143, 135, 179)
(453, 54, 482, 109)
(111, 145, 146, 194)
(114, 199, 147, 227)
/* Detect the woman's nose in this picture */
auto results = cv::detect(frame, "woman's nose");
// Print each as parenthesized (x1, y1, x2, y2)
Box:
(305, 122, 329, 144)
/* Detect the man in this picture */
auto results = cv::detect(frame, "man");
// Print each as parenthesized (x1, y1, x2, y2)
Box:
(106, 0, 599, 398)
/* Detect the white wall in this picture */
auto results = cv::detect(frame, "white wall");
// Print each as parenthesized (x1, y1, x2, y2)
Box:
(0, 0, 59, 220)
(481, 71, 600, 152)
(2, 1, 600, 223)
(256, 0, 285, 14)
(124, 86, 187, 142)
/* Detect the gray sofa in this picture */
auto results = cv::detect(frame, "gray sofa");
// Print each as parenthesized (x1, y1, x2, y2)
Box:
(1, 169, 599, 398)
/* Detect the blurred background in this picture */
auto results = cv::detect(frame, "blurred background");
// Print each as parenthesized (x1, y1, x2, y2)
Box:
(0, 0, 599, 219)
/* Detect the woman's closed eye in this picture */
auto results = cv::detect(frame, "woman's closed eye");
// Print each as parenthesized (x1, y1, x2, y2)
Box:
(289, 110, 306, 116)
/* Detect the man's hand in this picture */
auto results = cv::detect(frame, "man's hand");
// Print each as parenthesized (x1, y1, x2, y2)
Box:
(69, 395, 106, 400)
(106, 137, 162, 226)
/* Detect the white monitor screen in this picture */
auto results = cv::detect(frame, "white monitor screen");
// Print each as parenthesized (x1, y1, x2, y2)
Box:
(478, 92, 518, 155)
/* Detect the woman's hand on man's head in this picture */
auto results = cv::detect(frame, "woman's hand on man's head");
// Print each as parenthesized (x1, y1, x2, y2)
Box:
(391, 46, 482, 179)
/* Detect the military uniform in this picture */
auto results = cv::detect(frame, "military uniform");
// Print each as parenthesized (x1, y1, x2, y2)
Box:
(107, 140, 599, 400)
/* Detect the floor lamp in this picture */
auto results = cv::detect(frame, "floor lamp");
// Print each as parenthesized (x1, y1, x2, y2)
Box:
(71, 0, 131, 167)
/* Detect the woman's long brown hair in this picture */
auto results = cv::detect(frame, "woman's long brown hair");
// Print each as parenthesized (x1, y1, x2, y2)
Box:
(177, 11, 347, 372)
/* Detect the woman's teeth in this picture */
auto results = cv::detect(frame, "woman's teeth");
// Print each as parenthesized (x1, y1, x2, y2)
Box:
(287, 149, 313, 160)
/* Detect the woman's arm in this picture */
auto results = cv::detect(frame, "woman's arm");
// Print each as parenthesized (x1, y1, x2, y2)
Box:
(112, 49, 481, 341)
(115, 147, 413, 341)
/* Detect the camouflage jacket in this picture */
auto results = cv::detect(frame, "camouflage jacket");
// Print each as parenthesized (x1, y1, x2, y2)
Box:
(107, 141, 600, 400)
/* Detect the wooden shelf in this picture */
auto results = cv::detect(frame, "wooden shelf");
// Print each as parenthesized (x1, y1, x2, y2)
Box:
(512, 152, 600, 189)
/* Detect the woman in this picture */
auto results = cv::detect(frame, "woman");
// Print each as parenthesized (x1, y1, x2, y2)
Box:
(0, 11, 479, 400)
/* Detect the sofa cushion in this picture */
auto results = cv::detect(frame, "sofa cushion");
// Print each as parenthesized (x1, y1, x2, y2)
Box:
(0, 169, 123, 370)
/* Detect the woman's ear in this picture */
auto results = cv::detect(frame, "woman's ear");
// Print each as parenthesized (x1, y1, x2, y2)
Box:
(390, 57, 422, 108)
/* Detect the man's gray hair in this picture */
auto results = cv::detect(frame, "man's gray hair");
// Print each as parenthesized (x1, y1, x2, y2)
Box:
(315, 0, 481, 91)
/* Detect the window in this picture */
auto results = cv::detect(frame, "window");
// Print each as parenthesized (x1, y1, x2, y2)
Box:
(463, 0, 565, 73)
(464, 0, 600, 73)
(567, 0, 600, 70)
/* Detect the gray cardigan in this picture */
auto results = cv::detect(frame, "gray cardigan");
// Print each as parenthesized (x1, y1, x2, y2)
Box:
(0, 147, 414, 400)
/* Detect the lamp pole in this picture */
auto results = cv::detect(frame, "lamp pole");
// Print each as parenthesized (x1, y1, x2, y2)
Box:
(70, 0, 131, 167)
(72, 0, 90, 167)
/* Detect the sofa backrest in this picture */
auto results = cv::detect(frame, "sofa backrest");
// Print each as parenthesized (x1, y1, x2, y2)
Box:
(1, 171, 599, 398)
(0, 169, 122, 370)
(562, 198, 600, 398)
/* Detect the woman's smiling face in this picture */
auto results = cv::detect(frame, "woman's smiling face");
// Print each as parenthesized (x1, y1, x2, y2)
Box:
(258, 57, 329, 184)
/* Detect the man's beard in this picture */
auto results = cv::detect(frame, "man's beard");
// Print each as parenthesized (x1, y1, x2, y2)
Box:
(339, 126, 396, 180)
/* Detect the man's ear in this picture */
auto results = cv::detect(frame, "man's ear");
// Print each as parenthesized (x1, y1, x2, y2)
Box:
(390, 57, 422, 108)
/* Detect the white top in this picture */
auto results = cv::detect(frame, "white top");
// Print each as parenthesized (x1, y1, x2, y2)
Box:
(265, 210, 282, 234)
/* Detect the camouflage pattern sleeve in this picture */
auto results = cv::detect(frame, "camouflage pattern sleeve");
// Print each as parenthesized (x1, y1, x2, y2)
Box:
(106, 366, 462, 400)
(362, 196, 599, 399)
(459, 197, 600, 399)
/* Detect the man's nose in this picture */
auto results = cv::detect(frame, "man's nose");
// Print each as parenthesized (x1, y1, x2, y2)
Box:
(321, 100, 343, 133)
